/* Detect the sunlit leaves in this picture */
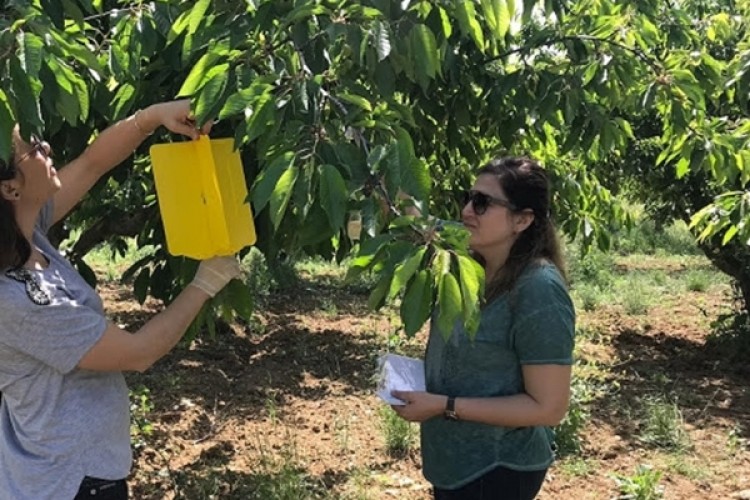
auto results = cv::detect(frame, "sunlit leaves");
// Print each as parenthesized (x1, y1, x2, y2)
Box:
(481, 0, 511, 41)
(455, 1, 485, 53)
(373, 21, 391, 61)
(18, 32, 43, 77)
(409, 24, 440, 90)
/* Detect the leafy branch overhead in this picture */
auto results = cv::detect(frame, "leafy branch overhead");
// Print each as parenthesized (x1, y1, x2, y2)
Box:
(3, 0, 750, 335)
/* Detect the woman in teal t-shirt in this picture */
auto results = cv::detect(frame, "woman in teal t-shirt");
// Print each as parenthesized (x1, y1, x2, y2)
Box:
(392, 157, 575, 500)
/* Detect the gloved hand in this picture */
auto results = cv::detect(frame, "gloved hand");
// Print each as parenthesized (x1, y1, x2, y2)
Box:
(190, 256, 242, 297)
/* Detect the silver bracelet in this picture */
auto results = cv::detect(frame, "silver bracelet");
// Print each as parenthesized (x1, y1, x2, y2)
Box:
(133, 109, 154, 136)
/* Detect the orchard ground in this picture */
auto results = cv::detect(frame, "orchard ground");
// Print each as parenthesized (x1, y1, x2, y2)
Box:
(94, 250, 750, 499)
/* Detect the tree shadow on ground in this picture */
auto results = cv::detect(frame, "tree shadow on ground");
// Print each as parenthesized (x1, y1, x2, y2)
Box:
(124, 281, 388, 435)
(590, 326, 750, 447)
(131, 443, 421, 500)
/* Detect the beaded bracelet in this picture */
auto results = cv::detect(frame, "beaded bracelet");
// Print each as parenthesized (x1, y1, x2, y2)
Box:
(133, 109, 154, 136)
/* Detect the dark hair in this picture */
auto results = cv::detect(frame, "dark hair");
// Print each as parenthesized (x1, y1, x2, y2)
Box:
(0, 155, 30, 270)
(475, 156, 566, 301)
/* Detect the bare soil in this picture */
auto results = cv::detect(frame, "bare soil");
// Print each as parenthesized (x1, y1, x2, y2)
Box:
(101, 268, 750, 499)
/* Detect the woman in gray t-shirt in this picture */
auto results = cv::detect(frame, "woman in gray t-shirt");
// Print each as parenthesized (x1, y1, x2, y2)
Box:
(391, 157, 575, 500)
(0, 100, 241, 500)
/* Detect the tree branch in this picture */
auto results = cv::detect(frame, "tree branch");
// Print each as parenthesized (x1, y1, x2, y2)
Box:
(70, 206, 157, 260)
(483, 34, 661, 72)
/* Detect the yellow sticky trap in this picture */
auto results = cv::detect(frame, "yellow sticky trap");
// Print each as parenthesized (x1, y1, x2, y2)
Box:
(149, 136, 256, 259)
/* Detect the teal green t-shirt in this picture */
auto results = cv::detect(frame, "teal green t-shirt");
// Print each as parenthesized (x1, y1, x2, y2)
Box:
(421, 263, 575, 489)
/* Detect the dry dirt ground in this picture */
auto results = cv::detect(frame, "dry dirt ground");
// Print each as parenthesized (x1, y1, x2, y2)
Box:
(100, 266, 750, 499)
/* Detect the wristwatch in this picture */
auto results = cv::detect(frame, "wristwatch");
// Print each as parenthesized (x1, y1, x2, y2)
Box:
(444, 396, 459, 421)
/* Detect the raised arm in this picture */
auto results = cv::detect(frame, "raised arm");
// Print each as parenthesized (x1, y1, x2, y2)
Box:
(52, 100, 210, 225)
(77, 256, 240, 373)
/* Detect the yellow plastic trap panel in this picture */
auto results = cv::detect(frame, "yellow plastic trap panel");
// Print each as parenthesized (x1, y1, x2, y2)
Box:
(149, 136, 256, 259)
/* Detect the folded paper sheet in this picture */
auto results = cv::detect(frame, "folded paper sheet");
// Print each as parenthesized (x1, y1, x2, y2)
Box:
(376, 353, 426, 406)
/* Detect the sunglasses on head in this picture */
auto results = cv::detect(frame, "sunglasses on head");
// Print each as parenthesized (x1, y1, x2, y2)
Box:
(462, 190, 516, 215)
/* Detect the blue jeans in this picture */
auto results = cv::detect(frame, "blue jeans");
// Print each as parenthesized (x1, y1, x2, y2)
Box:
(73, 476, 128, 500)
(433, 466, 547, 500)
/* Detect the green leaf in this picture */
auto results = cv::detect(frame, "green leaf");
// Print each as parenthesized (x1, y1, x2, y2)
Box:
(346, 234, 394, 282)
(457, 254, 483, 335)
(338, 92, 373, 112)
(244, 93, 276, 142)
(112, 83, 136, 120)
(374, 21, 391, 61)
(722, 224, 739, 245)
(319, 164, 348, 232)
(44, 27, 102, 72)
(0, 91, 13, 162)
(194, 66, 229, 123)
(437, 7, 453, 39)
(269, 165, 299, 230)
(400, 270, 433, 337)
(188, 0, 211, 35)
(283, 4, 330, 26)
(252, 153, 295, 213)
(10, 57, 43, 129)
(394, 127, 430, 200)
(179, 50, 225, 97)
(436, 271, 462, 340)
(226, 278, 255, 319)
(220, 83, 271, 119)
(368, 270, 393, 310)
(19, 32, 44, 77)
(409, 24, 440, 87)
(455, 2, 485, 52)
(133, 267, 151, 304)
(389, 246, 427, 300)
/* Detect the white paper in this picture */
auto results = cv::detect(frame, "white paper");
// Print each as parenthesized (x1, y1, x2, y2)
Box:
(376, 353, 425, 405)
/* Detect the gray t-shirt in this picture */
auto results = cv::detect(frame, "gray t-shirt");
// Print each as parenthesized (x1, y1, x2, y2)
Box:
(0, 203, 131, 500)
(422, 263, 575, 489)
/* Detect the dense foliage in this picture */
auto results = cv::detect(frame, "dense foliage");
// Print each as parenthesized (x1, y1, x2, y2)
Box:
(3, 0, 750, 335)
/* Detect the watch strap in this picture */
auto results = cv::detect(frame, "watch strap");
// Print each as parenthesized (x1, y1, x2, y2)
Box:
(444, 396, 458, 420)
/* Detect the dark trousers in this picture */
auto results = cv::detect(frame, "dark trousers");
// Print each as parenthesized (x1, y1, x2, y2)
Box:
(74, 477, 128, 500)
(434, 466, 547, 500)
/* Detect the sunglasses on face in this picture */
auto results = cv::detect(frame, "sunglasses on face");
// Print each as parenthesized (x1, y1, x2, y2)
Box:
(17, 136, 51, 165)
(462, 190, 517, 215)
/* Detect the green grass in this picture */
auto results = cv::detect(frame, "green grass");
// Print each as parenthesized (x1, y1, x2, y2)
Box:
(638, 395, 691, 452)
(378, 406, 417, 457)
(83, 238, 155, 281)
(611, 464, 665, 500)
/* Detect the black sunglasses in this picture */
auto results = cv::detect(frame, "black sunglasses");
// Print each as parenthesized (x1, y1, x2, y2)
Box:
(17, 136, 51, 165)
(462, 190, 516, 215)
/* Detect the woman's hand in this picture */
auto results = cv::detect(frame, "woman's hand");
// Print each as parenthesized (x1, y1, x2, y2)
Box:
(390, 390, 446, 422)
(141, 100, 213, 140)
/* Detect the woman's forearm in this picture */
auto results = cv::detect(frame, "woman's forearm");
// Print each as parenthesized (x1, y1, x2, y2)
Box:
(79, 106, 159, 177)
(452, 392, 567, 427)
(128, 284, 210, 372)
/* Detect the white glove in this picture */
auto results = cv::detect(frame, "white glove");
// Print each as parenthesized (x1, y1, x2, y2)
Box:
(190, 256, 242, 297)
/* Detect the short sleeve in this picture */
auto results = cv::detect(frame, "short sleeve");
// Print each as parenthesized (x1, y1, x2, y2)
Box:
(0, 301, 106, 374)
(510, 266, 575, 365)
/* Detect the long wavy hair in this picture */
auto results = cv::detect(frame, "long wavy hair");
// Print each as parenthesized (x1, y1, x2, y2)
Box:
(0, 154, 30, 270)
(475, 157, 566, 302)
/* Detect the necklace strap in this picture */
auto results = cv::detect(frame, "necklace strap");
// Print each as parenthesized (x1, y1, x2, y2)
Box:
(5, 268, 51, 305)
